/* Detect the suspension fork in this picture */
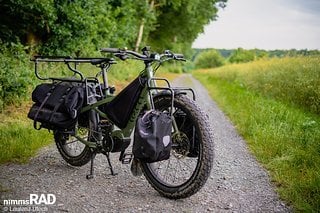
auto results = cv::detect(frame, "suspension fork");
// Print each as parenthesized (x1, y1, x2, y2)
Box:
(144, 61, 180, 133)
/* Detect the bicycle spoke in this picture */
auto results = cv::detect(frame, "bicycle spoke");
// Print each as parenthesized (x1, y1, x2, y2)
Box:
(65, 136, 88, 145)
(179, 158, 197, 171)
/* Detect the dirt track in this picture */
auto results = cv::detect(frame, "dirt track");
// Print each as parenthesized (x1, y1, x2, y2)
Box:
(0, 74, 290, 212)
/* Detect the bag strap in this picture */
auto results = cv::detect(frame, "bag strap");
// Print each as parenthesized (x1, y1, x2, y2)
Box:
(48, 87, 72, 123)
(33, 84, 57, 130)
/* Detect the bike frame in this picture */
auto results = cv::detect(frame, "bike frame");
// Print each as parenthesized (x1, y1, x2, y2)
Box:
(32, 50, 195, 150)
(79, 60, 184, 147)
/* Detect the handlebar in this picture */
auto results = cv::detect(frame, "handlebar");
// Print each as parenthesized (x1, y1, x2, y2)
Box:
(101, 48, 147, 59)
(100, 47, 186, 62)
(100, 48, 120, 53)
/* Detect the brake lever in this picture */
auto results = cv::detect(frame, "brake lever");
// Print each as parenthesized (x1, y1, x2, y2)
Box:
(173, 54, 186, 61)
(164, 50, 173, 57)
(114, 53, 129, 61)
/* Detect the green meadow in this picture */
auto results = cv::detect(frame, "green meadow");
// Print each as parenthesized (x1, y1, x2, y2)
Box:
(194, 56, 320, 212)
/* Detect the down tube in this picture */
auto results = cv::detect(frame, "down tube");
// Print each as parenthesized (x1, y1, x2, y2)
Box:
(120, 86, 152, 137)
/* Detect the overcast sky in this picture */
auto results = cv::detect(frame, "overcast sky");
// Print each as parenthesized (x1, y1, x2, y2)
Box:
(192, 0, 320, 50)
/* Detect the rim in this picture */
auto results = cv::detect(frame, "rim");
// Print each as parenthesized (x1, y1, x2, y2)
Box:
(61, 128, 88, 157)
(146, 152, 199, 187)
(145, 104, 201, 187)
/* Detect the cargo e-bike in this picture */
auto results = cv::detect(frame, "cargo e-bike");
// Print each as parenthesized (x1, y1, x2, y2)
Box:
(30, 47, 213, 199)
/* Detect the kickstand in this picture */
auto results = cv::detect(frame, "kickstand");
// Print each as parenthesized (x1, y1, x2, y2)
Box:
(106, 152, 117, 176)
(86, 150, 97, 179)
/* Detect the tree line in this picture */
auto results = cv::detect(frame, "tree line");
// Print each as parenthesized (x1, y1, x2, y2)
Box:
(0, 0, 227, 111)
(194, 48, 320, 69)
(0, 0, 227, 56)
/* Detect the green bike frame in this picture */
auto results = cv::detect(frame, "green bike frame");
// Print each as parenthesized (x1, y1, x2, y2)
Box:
(32, 53, 191, 150)
(74, 61, 174, 148)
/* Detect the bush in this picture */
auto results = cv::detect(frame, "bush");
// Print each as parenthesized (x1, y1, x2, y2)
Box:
(182, 60, 195, 73)
(0, 43, 34, 111)
(194, 49, 225, 69)
(229, 48, 255, 63)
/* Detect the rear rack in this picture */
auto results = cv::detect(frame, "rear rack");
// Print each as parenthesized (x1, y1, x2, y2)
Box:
(31, 56, 116, 82)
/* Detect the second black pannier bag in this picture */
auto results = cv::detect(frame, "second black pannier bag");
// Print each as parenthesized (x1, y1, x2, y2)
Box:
(133, 110, 172, 163)
(28, 82, 84, 130)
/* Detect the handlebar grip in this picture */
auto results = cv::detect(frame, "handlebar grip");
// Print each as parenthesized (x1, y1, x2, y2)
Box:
(174, 54, 184, 58)
(101, 48, 121, 53)
(174, 53, 185, 61)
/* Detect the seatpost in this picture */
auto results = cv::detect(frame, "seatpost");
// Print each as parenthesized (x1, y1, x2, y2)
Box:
(101, 64, 109, 96)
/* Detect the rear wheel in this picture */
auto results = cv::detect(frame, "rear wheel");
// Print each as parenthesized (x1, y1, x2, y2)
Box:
(140, 95, 214, 199)
(54, 111, 98, 166)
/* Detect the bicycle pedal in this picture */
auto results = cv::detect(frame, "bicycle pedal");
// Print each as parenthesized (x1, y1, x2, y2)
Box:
(121, 153, 133, 164)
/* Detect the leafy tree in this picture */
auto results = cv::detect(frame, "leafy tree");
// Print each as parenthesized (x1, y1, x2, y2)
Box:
(41, 0, 147, 55)
(254, 49, 269, 59)
(0, 0, 150, 55)
(0, 0, 227, 55)
(195, 49, 225, 69)
(216, 49, 233, 58)
(0, 0, 56, 46)
(229, 48, 255, 63)
(0, 0, 230, 111)
(147, 0, 227, 53)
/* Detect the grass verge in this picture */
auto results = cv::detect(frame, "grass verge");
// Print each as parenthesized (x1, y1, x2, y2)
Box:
(199, 57, 320, 115)
(0, 103, 52, 164)
(194, 71, 320, 212)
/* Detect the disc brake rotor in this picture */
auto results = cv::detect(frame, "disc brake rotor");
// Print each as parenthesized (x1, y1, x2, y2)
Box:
(172, 132, 190, 158)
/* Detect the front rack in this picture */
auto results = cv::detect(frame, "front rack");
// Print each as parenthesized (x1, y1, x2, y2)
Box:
(147, 77, 196, 116)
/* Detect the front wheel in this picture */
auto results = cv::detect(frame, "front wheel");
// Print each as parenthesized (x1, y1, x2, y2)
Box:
(140, 95, 214, 199)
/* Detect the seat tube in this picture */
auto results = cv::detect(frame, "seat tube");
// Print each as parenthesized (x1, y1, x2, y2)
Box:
(145, 62, 155, 109)
(101, 67, 109, 96)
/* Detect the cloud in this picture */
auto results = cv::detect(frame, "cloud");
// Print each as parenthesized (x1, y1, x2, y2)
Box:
(193, 0, 320, 50)
(281, 0, 320, 14)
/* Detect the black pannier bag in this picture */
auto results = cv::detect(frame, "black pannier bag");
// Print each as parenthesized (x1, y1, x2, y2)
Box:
(28, 82, 84, 130)
(133, 110, 172, 163)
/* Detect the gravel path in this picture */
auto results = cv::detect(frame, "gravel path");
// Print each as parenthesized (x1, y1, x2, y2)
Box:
(0, 74, 290, 212)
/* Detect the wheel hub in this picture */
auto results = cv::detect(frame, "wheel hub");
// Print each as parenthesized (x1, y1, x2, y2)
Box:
(172, 132, 190, 158)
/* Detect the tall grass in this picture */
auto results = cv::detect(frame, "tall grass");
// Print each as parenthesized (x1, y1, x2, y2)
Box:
(194, 56, 320, 212)
(200, 57, 320, 115)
